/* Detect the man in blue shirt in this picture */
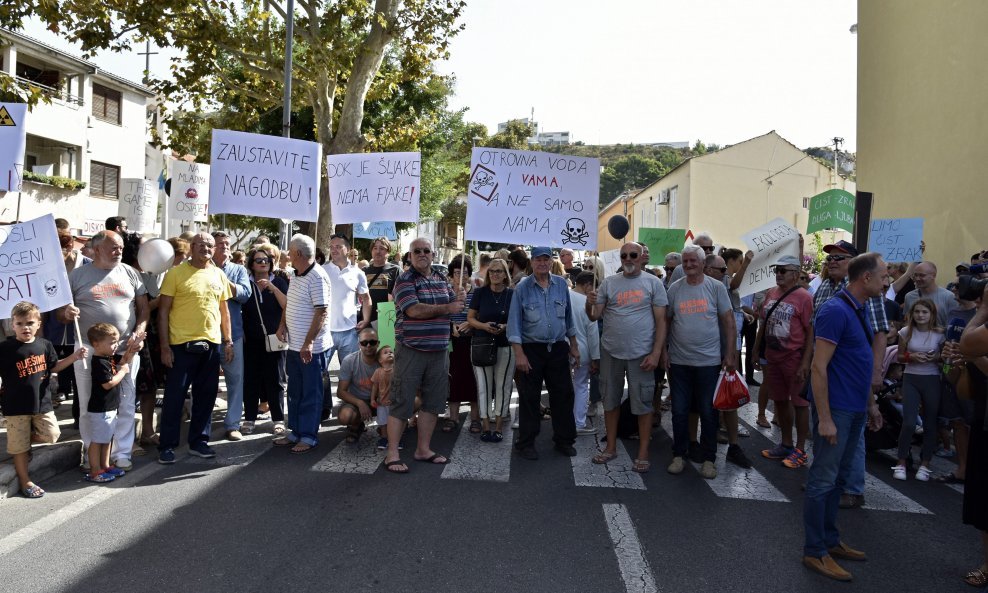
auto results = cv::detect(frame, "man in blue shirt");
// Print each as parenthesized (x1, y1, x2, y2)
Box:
(507, 246, 580, 460)
(802, 252, 886, 582)
(212, 231, 252, 441)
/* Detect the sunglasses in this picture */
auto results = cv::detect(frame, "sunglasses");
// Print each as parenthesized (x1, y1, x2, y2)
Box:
(620, 252, 639, 260)
(489, 269, 506, 274)
(582, 264, 594, 269)
(774, 268, 797, 274)
(826, 254, 851, 262)
(700, 246, 715, 252)
(359, 340, 379, 347)
(707, 266, 728, 273)
(413, 248, 432, 255)
(253, 257, 271, 264)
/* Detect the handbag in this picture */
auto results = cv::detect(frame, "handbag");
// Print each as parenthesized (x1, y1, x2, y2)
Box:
(470, 332, 497, 367)
(253, 282, 288, 352)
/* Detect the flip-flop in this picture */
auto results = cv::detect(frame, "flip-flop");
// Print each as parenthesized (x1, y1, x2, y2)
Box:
(934, 473, 965, 484)
(964, 568, 988, 587)
(21, 484, 45, 498)
(756, 417, 771, 428)
(385, 459, 409, 474)
(632, 459, 651, 473)
(272, 437, 294, 447)
(290, 443, 316, 454)
(414, 453, 450, 464)
(592, 451, 618, 464)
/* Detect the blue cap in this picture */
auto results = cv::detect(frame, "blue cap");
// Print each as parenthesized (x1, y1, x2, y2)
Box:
(823, 240, 858, 256)
(531, 246, 552, 258)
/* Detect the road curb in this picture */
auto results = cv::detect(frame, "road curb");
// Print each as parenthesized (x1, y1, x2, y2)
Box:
(0, 439, 82, 501)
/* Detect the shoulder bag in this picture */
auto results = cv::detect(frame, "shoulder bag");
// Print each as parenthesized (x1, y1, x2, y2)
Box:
(253, 282, 288, 352)
(760, 286, 799, 357)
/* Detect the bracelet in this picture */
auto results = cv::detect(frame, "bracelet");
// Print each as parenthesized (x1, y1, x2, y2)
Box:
(904, 351, 911, 363)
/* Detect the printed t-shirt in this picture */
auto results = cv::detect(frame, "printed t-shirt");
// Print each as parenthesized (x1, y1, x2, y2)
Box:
(666, 276, 732, 366)
(0, 337, 57, 416)
(89, 355, 121, 412)
(761, 286, 814, 360)
(364, 263, 399, 322)
(596, 272, 668, 360)
(339, 351, 380, 401)
(68, 263, 147, 352)
(160, 261, 234, 345)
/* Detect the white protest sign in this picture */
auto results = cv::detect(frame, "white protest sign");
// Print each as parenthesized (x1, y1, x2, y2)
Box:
(0, 214, 72, 318)
(464, 148, 600, 249)
(118, 178, 158, 233)
(599, 248, 622, 276)
(868, 218, 923, 263)
(0, 103, 28, 192)
(353, 221, 398, 240)
(326, 152, 420, 224)
(209, 129, 322, 222)
(168, 160, 209, 222)
(738, 218, 801, 297)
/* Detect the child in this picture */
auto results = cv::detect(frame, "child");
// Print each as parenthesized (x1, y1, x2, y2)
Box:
(0, 302, 87, 498)
(370, 346, 394, 450)
(86, 322, 142, 483)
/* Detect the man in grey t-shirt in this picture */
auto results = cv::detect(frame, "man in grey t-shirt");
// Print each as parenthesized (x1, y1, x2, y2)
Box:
(336, 328, 382, 440)
(587, 242, 667, 472)
(903, 261, 955, 326)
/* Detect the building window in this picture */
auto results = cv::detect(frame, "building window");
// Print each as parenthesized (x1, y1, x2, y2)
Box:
(92, 84, 122, 125)
(90, 161, 120, 198)
(802, 197, 810, 209)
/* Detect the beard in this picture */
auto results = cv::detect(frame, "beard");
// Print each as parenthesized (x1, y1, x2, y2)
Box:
(622, 263, 636, 274)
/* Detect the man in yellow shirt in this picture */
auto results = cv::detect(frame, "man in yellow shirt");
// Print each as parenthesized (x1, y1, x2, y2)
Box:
(156, 232, 233, 464)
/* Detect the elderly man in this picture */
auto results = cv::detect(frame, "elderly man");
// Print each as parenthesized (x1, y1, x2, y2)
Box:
(508, 246, 580, 461)
(383, 237, 464, 473)
(903, 261, 955, 326)
(59, 230, 149, 471)
(663, 252, 682, 289)
(211, 231, 252, 441)
(560, 248, 581, 281)
(336, 327, 383, 443)
(364, 236, 401, 330)
(663, 245, 735, 479)
(156, 232, 233, 464)
(275, 234, 332, 454)
(667, 232, 715, 285)
(802, 253, 887, 582)
(587, 242, 667, 472)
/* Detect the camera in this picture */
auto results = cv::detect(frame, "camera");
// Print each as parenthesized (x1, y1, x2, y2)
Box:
(957, 273, 988, 301)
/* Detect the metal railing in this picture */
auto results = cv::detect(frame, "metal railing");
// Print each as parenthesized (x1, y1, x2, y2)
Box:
(8, 74, 85, 107)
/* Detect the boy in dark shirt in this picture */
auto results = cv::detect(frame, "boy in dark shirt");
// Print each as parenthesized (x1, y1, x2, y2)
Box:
(0, 302, 86, 498)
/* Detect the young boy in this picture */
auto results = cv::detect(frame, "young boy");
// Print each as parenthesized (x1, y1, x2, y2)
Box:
(0, 302, 87, 498)
(370, 346, 394, 450)
(86, 322, 142, 483)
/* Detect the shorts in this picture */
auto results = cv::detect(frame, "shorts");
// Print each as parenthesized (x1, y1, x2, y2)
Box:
(5, 412, 60, 455)
(763, 353, 809, 407)
(377, 404, 390, 425)
(599, 351, 655, 415)
(390, 342, 448, 421)
(86, 410, 118, 444)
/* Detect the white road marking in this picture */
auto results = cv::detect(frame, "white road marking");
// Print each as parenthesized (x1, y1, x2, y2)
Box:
(602, 503, 658, 593)
(876, 448, 964, 494)
(441, 408, 515, 482)
(310, 428, 385, 474)
(571, 432, 646, 490)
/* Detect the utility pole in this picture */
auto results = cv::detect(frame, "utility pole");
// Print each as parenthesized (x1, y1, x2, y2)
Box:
(279, 0, 296, 251)
(832, 136, 844, 188)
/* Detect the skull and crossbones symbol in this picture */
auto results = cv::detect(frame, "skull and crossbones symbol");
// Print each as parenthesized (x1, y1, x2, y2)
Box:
(561, 218, 589, 246)
(472, 170, 495, 192)
(44, 279, 58, 297)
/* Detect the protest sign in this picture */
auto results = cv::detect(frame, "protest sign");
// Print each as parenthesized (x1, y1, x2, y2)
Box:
(326, 152, 420, 224)
(118, 178, 158, 233)
(0, 214, 73, 318)
(638, 227, 686, 259)
(353, 221, 398, 240)
(168, 160, 209, 222)
(464, 148, 600, 249)
(0, 103, 28, 192)
(377, 301, 396, 349)
(599, 248, 621, 276)
(209, 129, 322, 222)
(806, 189, 855, 234)
(738, 218, 800, 297)
(868, 218, 923, 263)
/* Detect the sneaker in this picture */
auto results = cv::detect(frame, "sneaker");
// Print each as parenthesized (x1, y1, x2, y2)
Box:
(761, 443, 794, 460)
(839, 493, 865, 509)
(576, 424, 598, 436)
(737, 425, 750, 438)
(225, 429, 243, 441)
(726, 444, 753, 469)
(667, 456, 685, 474)
(85, 473, 115, 483)
(376, 437, 388, 450)
(700, 460, 717, 479)
(158, 449, 176, 464)
(782, 447, 808, 469)
(688, 441, 704, 463)
(103, 466, 126, 478)
(113, 458, 133, 471)
(189, 442, 217, 458)
(891, 464, 907, 480)
(915, 466, 932, 482)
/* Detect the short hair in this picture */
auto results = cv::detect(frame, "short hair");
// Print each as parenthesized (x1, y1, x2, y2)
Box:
(681, 245, 705, 261)
(575, 271, 595, 286)
(91, 230, 120, 249)
(479, 253, 492, 267)
(494, 248, 511, 261)
(693, 232, 713, 245)
(449, 253, 473, 276)
(289, 234, 316, 259)
(371, 237, 392, 254)
(253, 235, 270, 245)
(105, 216, 126, 232)
(231, 250, 246, 264)
(11, 301, 40, 320)
(87, 322, 119, 344)
(621, 242, 643, 255)
(508, 249, 529, 269)
(848, 252, 883, 282)
(54, 218, 70, 230)
(721, 248, 743, 263)
(178, 231, 197, 241)
(665, 252, 682, 265)
(211, 231, 230, 240)
(358, 326, 378, 339)
(168, 237, 190, 258)
(704, 254, 719, 267)
(329, 234, 351, 249)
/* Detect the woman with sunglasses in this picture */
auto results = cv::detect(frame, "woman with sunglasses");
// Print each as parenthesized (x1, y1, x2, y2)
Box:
(467, 258, 515, 441)
(242, 244, 289, 437)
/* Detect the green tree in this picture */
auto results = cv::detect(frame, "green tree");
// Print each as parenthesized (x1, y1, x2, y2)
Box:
(599, 154, 665, 205)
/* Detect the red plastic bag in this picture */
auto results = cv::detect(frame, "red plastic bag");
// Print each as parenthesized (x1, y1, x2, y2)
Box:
(713, 370, 750, 410)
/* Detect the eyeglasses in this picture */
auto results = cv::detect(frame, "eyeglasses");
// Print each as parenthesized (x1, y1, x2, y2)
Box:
(253, 258, 271, 264)
(582, 264, 594, 270)
(489, 269, 506, 275)
(413, 248, 432, 255)
(825, 254, 851, 262)
(359, 340, 379, 347)
(707, 266, 728, 273)
(774, 268, 797, 274)
(700, 245, 715, 252)
(620, 252, 639, 260)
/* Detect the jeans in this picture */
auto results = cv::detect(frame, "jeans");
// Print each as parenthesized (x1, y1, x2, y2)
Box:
(845, 432, 866, 496)
(159, 343, 221, 451)
(669, 364, 721, 462)
(74, 343, 140, 462)
(514, 342, 576, 450)
(287, 349, 329, 447)
(221, 337, 245, 431)
(803, 406, 866, 558)
(323, 328, 359, 410)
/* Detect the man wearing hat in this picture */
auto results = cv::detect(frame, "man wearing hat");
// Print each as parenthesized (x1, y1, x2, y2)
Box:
(507, 246, 580, 460)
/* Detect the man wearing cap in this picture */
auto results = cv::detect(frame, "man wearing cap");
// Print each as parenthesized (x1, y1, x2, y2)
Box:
(903, 262, 955, 327)
(507, 246, 580, 460)
(756, 255, 815, 468)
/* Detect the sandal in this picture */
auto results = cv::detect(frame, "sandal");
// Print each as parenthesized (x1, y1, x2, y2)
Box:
(290, 443, 316, 454)
(592, 451, 618, 464)
(632, 459, 651, 473)
(273, 422, 286, 436)
(934, 472, 965, 484)
(441, 418, 459, 433)
(240, 421, 254, 435)
(964, 568, 988, 587)
(469, 419, 482, 434)
(21, 484, 45, 498)
(480, 430, 493, 442)
(756, 416, 771, 428)
(385, 459, 409, 474)
(491, 431, 503, 443)
(272, 436, 294, 447)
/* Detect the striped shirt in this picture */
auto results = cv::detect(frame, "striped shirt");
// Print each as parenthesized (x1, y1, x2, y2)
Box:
(813, 277, 889, 334)
(285, 262, 332, 353)
(394, 267, 454, 351)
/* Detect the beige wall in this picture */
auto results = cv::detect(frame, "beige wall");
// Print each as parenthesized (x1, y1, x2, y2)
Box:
(858, 1, 988, 275)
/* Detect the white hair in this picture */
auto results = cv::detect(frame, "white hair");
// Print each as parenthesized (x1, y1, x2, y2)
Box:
(692, 232, 713, 245)
(289, 234, 316, 259)
(681, 245, 705, 261)
(665, 252, 682, 264)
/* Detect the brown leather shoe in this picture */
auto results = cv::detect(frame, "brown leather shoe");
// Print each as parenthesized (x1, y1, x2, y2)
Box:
(828, 541, 867, 561)
(802, 555, 853, 581)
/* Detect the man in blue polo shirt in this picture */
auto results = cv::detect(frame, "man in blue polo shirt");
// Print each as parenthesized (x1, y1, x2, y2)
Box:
(802, 252, 886, 582)
(507, 246, 580, 460)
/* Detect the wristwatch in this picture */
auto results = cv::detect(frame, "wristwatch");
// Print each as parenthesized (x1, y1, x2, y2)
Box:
(223, 338, 233, 346)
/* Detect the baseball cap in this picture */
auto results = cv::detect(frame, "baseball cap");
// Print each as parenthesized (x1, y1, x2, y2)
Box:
(775, 255, 801, 269)
(823, 240, 858, 256)
(530, 246, 552, 259)
(957, 262, 971, 273)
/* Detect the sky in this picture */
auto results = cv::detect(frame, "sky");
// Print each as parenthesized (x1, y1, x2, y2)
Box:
(19, 0, 858, 150)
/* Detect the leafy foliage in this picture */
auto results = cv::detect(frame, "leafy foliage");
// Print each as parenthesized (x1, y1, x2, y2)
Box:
(22, 170, 87, 190)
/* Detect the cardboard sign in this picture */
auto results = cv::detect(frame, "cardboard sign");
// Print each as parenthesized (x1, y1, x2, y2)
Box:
(637, 227, 686, 260)
(464, 148, 600, 249)
(0, 103, 28, 192)
(738, 218, 801, 297)
(118, 178, 158, 233)
(806, 189, 855, 234)
(868, 218, 923, 263)
(598, 248, 622, 276)
(209, 129, 322, 222)
(353, 221, 398, 240)
(169, 160, 209, 222)
(326, 152, 420, 224)
(0, 214, 73, 317)
(376, 301, 396, 349)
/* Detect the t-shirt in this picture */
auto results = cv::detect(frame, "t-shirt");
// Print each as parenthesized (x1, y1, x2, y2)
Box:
(394, 267, 454, 352)
(597, 272, 668, 360)
(897, 327, 946, 376)
(0, 337, 57, 416)
(811, 290, 873, 413)
(364, 263, 400, 322)
(160, 261, 234, 345)
(89, 355, 121, 412)
(285, 262, 332, 353)
(903, 286, 956, 327)
(884, 298, 903, 325)
(339, 351, 379, 401)
(323, 262, 369, 331)
(68, 263, 147, 352)
(666, 275, 732, 366)
(761, 286, 814, 359)
(470, 285, 514, 348)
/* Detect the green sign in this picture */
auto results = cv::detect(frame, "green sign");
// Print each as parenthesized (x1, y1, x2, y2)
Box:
(377, 301, 396, 349)
(637, 227, 687, 260)
(806, 189, 855, 234)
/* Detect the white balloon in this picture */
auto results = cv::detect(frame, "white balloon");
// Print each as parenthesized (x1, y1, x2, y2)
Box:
(138, 238, 175, 274)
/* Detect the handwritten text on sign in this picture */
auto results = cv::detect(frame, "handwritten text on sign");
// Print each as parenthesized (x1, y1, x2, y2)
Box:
(806, 188, 855, 234)
(209, 129, 322, 222)
(353, 221, 398, 240)
(0, 214, 72, 317)
(738, 218, 800, 297)
(868, 218, 923, 263)
(118, 178, 157, 233)
(464, 148, 600, 249)
(168, 161, 209, 222)
(326, 152, 420, 224)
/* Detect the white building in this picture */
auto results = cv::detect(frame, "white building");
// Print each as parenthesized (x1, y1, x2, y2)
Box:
(0, 28, 156, 236)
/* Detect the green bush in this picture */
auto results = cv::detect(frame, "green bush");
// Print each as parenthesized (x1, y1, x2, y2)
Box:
(23, 170, 87, 191)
